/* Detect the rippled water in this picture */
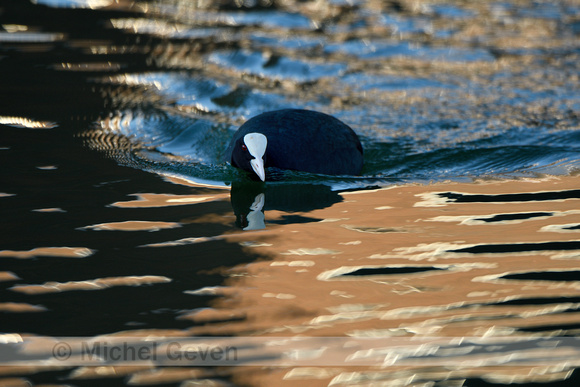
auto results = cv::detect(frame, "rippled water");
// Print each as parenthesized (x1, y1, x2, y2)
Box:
(35, 0, 579, 186)
(1, 0, 580, 386)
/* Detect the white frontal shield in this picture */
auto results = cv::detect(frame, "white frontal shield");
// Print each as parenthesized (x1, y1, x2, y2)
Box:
(244, 133, 267, 181)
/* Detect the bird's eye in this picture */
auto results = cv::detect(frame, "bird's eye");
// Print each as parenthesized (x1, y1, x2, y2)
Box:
(241, 144, 247, 151)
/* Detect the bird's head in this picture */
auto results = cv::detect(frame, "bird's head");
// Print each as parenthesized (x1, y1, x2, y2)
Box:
(231, 132, 267, 182)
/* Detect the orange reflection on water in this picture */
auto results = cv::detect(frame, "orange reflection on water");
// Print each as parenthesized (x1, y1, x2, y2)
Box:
(0, 272, 20, 282)
(111, 193, 227, 208)
(10, 275, 171, 295)
(0, 303, 46, 313)
(79, 220, 181, 231)
(0, 247, 94, 259)
(186, 175, 580, 385)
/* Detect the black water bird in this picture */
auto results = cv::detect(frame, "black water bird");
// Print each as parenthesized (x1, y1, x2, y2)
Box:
(227, 109, 363, 181)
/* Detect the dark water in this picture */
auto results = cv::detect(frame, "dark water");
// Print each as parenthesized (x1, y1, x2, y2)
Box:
(1, 0, 580, 385)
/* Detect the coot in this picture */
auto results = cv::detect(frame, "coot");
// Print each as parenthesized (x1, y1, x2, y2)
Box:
(227, 109, 363, 181)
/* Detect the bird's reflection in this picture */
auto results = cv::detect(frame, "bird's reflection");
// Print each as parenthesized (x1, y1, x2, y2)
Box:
(242, 192, 266, 230)
(230, 181, 343, 230)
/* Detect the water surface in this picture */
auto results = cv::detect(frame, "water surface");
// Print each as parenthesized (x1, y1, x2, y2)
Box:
(1, 0, 580, 385)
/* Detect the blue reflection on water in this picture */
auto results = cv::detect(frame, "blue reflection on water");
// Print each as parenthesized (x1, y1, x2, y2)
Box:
(207, 50, 348, 82)
(325, 40, 494, 62)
